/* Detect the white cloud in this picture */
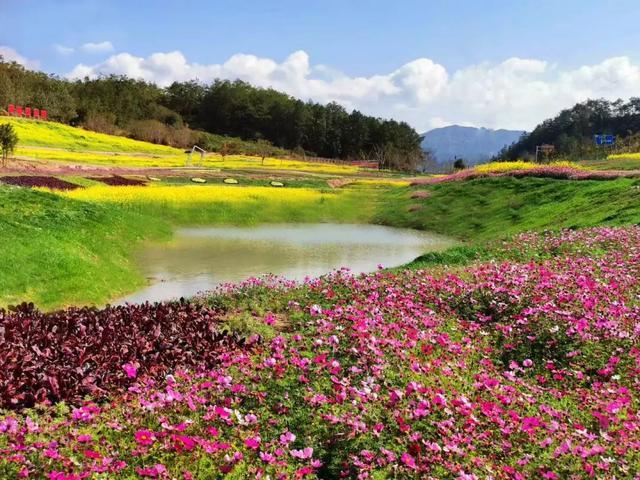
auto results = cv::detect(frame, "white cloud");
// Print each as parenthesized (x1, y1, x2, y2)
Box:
(81, 41, 114, 53)
(0, 45, 39, 69)
(53, 44, 74, 55)
(66, 50, 640, 131)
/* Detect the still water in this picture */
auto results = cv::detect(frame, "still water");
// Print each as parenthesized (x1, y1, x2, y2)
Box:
(119, 223, 454, 304)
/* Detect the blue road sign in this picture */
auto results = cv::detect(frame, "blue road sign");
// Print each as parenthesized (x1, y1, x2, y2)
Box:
(595, 134, 615, 146)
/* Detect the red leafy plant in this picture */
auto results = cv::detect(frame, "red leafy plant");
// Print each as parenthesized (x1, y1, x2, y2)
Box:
(89, 175, 146, 186)
(0, 301, 249, 409)
(0, 176, 81, 190)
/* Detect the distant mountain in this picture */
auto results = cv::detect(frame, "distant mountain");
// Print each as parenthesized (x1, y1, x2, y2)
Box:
(421, 125, 525, 165)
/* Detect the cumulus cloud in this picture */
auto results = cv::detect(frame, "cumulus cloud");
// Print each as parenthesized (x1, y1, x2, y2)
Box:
(0, 45, 39, 69)
(53, 44, 74, 55)
(66, 50, 640, 131)
(81, 41, 114, 53)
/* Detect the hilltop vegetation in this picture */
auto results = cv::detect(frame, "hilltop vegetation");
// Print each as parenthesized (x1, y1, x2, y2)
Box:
(0, 59, 423, 169)
(500, 98, 640, 161)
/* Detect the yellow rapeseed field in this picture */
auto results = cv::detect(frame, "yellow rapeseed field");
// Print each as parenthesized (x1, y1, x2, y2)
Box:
(4, 117, 181, 154)
(608, 153, 640, 161)
(17, 146, 359, 175)
(16, 147, 184, 167)
(51, 185, 334, 205)
(472, 160, 588, 174)
(6, 117, 361, 174)
(348, 179, 411, 187)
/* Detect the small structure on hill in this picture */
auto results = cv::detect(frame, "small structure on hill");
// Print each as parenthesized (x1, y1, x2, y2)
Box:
(186, 145, 206, 167)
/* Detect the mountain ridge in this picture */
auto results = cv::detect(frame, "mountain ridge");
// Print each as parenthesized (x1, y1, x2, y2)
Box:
(421, 125, 525, 165)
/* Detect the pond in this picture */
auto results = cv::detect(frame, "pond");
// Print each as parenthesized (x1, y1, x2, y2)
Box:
(118, 223, 455, 304)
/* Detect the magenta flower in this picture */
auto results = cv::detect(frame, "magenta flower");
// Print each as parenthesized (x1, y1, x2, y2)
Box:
(122, 363, 137, 379)
(245, 436, 261, 450)
(401, 452, 417, 469)
(291, 447, 314, 459)
(280, 431, 296, 445)
(134, 430, 155, 446)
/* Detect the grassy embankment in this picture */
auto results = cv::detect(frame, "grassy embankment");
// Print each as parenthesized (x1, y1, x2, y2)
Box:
(4, 175, 640, 309)
(0, 187, 170, 308)
(0, 184, 378, 309)
(582, 153, 640, 171)
(377, 176, 640, 267)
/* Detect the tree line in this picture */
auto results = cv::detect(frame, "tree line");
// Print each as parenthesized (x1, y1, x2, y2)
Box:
(498, 98, 640, 161)
(0, 59, 424, 170)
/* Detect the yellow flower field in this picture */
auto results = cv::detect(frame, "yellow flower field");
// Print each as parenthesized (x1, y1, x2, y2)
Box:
(608, 153, 640, 160)
(52, 184, 335, 205)
(472, 160, 587, 174)
(6, 117, 361, 174)
(16, 147, 185, 167)
(348, 178, 411, 187)
(44, 184, 372, 225)
(18, 146, 360, 174)
(4, 117, 181, 154)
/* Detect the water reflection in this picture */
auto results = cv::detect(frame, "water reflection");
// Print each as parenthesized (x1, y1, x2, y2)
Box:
(119, 224, 454, 304)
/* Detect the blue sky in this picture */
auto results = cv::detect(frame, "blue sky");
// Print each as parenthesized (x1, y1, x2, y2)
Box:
(2, 0, 640, 131)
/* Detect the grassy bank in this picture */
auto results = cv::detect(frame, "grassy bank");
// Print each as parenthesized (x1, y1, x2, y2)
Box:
(4, 175, 640, 309)
(376, 176, 640, 241)
(0, 185, 379, 308)
(0, 186, 171, 309)
(53, 184, 378, 225)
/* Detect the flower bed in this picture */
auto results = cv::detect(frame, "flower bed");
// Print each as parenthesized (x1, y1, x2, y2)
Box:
(1, 226, 639, 478)
(0, 176, 81, 190)
(412, 164, 637, 185)
(88, 175, 147, 186)
(0, 302, 248, 409)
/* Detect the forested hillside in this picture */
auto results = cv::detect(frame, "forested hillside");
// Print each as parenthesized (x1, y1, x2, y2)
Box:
(500, 98, 640, 160)
(0, 59, 423, 169)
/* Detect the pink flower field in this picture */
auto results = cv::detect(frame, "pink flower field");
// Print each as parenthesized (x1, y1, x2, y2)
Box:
(1, 226, 640, 479)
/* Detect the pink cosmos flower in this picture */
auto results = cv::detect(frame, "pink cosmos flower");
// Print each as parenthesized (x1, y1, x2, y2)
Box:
(291, 447, 313, 459)
(136, 464, 167, 478)
(259, 451, 276, 463)
(122, 363, 137, 379)
(401, 452, 416, 469)
(83, 449, 101, 459)
(245, 436, 261, 449)
(134, 430, 155, 446)
(172, 434, 196, 452)
(280, 431, 296, 445)
(48, 473, 81, 480)
(264, 313, 276, 326)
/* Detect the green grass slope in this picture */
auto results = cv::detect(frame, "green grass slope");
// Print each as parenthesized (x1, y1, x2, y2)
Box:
(2, 116, 183, 154)
(376, 176, 640, 241)
(3, 175, 640, 309)
(0, 186, 171, 309)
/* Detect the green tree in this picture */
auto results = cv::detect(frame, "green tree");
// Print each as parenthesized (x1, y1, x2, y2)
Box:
(256, 139, 275, 165)
(0, 123, 18, 167)
(453, 158, 466, 170)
